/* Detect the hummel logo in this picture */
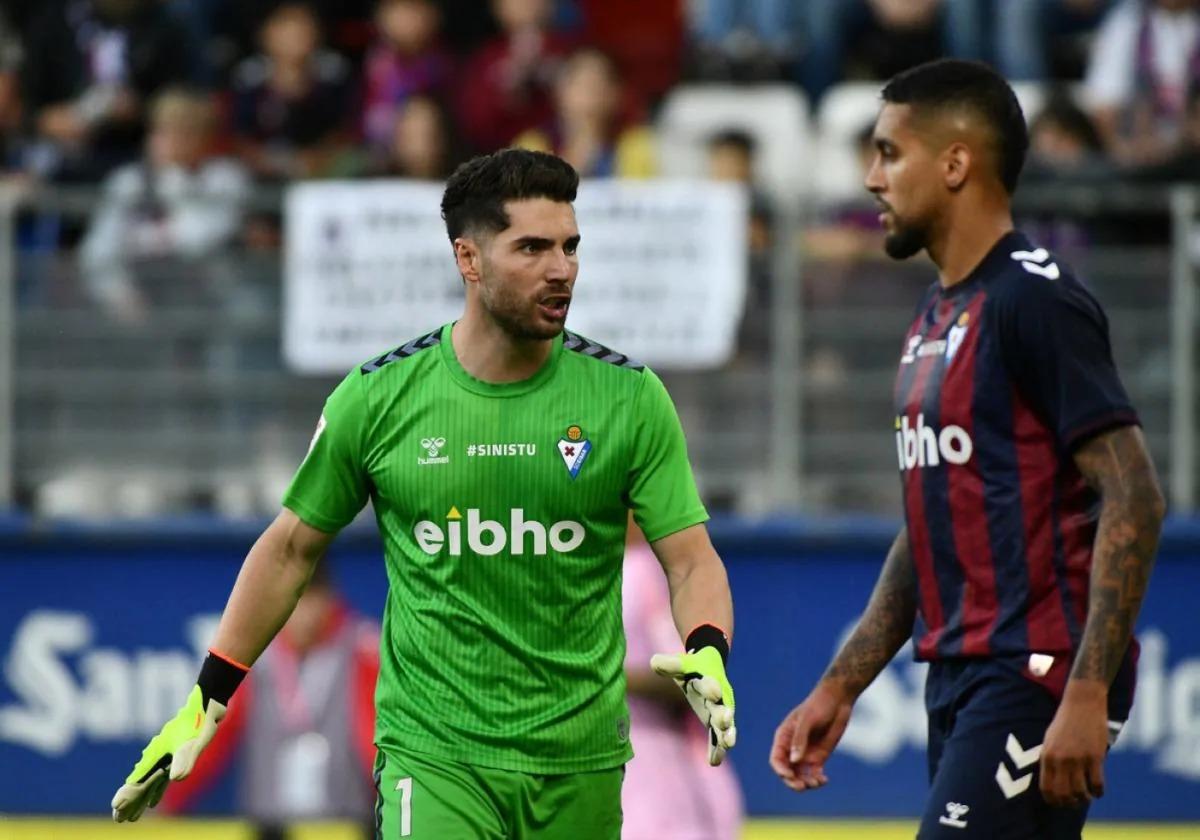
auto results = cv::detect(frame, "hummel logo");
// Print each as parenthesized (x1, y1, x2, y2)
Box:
(995, 733, 1042, 799)
(418, 436, 450, 466)
(1010, 247, 1061, 280)
(938, 802, 969, 829)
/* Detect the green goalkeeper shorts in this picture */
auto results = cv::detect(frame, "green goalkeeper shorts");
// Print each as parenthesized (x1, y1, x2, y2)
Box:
(372, 745, 623, 839)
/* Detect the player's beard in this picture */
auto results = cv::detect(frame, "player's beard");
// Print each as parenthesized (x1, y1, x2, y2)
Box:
(883, 217, 929, 260)
(478, 275, 567, 342)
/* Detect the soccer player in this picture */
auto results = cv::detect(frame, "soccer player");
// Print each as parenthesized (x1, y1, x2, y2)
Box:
(769, 59, 1165, 839)
(111, 149, 737, 838)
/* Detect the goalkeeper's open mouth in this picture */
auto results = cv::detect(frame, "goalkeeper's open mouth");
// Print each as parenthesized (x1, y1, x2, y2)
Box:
(537, 293, 571, 321)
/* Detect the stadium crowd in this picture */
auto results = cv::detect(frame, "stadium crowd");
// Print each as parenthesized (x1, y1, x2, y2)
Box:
(2, 0, 1196, 517)
(0, 0, 1197, 191)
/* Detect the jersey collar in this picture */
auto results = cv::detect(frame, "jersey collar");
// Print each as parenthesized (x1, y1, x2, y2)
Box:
(437, 322, 564, 397)
(940, 230, 1031, 298)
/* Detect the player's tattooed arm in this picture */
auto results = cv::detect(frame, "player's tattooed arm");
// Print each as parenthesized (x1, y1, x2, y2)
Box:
(822, 528, 916, 699)
(1071, 425, 1165, 685)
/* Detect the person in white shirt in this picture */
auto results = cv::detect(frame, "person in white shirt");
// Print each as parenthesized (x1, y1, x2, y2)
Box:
(1084, 0, 1200, 165)
(79, 88, 249, 321)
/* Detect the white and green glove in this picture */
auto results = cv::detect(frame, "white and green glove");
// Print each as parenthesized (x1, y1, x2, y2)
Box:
(651, 624, 736, 766)
(111, 652, 247, 823)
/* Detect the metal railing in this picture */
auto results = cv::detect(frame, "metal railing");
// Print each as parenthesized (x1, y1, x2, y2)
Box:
(1, 182, 1196, 518)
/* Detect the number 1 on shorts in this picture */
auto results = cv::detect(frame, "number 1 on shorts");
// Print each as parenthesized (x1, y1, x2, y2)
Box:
(395, 776, 412, 836)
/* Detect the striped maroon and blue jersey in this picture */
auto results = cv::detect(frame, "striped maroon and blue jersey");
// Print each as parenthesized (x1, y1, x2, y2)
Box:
(894, 231, 1140, 690)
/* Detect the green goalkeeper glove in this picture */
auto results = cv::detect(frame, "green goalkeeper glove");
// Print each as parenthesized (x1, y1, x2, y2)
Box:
(111, 651, 247, 823)
(650, 624, 736, 766)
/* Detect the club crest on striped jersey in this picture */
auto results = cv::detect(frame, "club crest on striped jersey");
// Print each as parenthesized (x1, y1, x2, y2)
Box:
(946, 311, 970, 361)
(557, 425, 591, 480)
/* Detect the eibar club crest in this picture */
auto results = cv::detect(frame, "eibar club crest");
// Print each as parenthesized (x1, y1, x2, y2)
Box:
(946, 310, 970, 361)
(557, 425, 591, 480)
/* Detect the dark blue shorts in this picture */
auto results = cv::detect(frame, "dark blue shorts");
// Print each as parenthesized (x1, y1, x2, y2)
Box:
(918, 657, 1130, 840)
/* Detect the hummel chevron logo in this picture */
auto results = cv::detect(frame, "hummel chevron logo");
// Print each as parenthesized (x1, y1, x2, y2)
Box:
(938, 802, 969, 829)
(995, 734, 1043, 800)
(1006, 733, 1043, 768)
(1010, 248, 1049, 264)
(1010, 247, 1060, 280)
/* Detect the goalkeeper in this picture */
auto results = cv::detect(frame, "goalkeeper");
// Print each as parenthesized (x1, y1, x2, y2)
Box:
(112, 149, 735, 838)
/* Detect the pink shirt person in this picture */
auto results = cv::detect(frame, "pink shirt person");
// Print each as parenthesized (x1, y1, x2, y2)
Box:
(622, 540, 744, 840)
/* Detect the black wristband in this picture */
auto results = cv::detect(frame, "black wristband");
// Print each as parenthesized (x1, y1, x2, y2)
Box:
(197, 652, 248, 708)
(685, 624, 730, 666)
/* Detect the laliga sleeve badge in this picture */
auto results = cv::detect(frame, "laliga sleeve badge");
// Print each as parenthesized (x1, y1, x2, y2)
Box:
(557, 425, 591, 480)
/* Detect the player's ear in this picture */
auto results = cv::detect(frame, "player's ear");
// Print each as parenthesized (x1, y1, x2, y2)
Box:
(943, 142, 970, 192)
(453, 237, 482, 284)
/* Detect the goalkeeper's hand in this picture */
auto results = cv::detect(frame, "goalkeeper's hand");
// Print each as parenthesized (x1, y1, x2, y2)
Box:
(111, 651, 246, 823)
(650, 624, 736, 766)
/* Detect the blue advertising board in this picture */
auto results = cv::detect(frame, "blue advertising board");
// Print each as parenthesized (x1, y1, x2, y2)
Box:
(2, 517, 1197, 818)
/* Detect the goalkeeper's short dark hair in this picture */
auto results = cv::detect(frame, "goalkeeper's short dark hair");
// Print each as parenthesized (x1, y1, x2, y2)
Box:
(881, 58, 1029, 195)
(441, 149, 579, 242)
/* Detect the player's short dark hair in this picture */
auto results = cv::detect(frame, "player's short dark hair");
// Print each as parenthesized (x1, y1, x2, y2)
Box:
(441, 149, 579, 242)
(881, 58, 1028, 194)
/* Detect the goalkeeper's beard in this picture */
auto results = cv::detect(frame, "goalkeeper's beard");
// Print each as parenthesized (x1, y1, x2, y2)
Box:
(479, 274, 569, 342)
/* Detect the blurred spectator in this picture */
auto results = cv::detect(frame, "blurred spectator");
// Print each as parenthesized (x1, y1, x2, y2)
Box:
(21, 0, 201, 182)
(0, 9, 22, 175)
(993, 0, 1116, 81)
(456, 0, 574, 153)
(361, 0, 453, 151)
(708, 129, 771, 255)
(577, 0, 683, 106)
(78, 89, 249, 322)
(1019, 94, 1107, 250)
(803, 123, 884, 265)
(199, 0, 376, 72)
(230, 2, 353, 181)
(799, 0, 982, 102)
(513, 48, 655, 178)
(1135, 84, 1200, 179)
(374, 93, 460, 178)
(162, 563, 380, 840)
(706, 129, 773, 361)
(621, 524, 744, 840)
(1024, 91, 1109, 180)
(1084, 0, 1200, 167)
(688, 0, 799, 81)
(433, 0, 501, 54)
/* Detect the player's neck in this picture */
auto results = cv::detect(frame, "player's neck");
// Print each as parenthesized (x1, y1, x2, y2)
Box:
(929, 205, 1014, 290)
(451, 313, 556, 383)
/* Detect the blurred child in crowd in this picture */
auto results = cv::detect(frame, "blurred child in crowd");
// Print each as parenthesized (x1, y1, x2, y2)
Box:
(78, 89, 248, 321)
(230, 2, 352, 180)
(361, 0, 452, 152)
(514, 47, 654, 178)
(376, 94, 460, 179)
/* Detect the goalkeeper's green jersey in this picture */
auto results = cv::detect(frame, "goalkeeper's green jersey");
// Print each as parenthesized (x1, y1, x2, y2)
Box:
(282, 323, 708, 773)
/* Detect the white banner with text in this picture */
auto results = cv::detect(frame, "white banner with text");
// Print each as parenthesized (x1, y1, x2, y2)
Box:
(284, 179, 748, 373)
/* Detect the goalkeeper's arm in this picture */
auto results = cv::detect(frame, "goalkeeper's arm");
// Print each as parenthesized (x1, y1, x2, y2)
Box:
(112, 508, 335, 822)
(646, 523, 736, 765)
